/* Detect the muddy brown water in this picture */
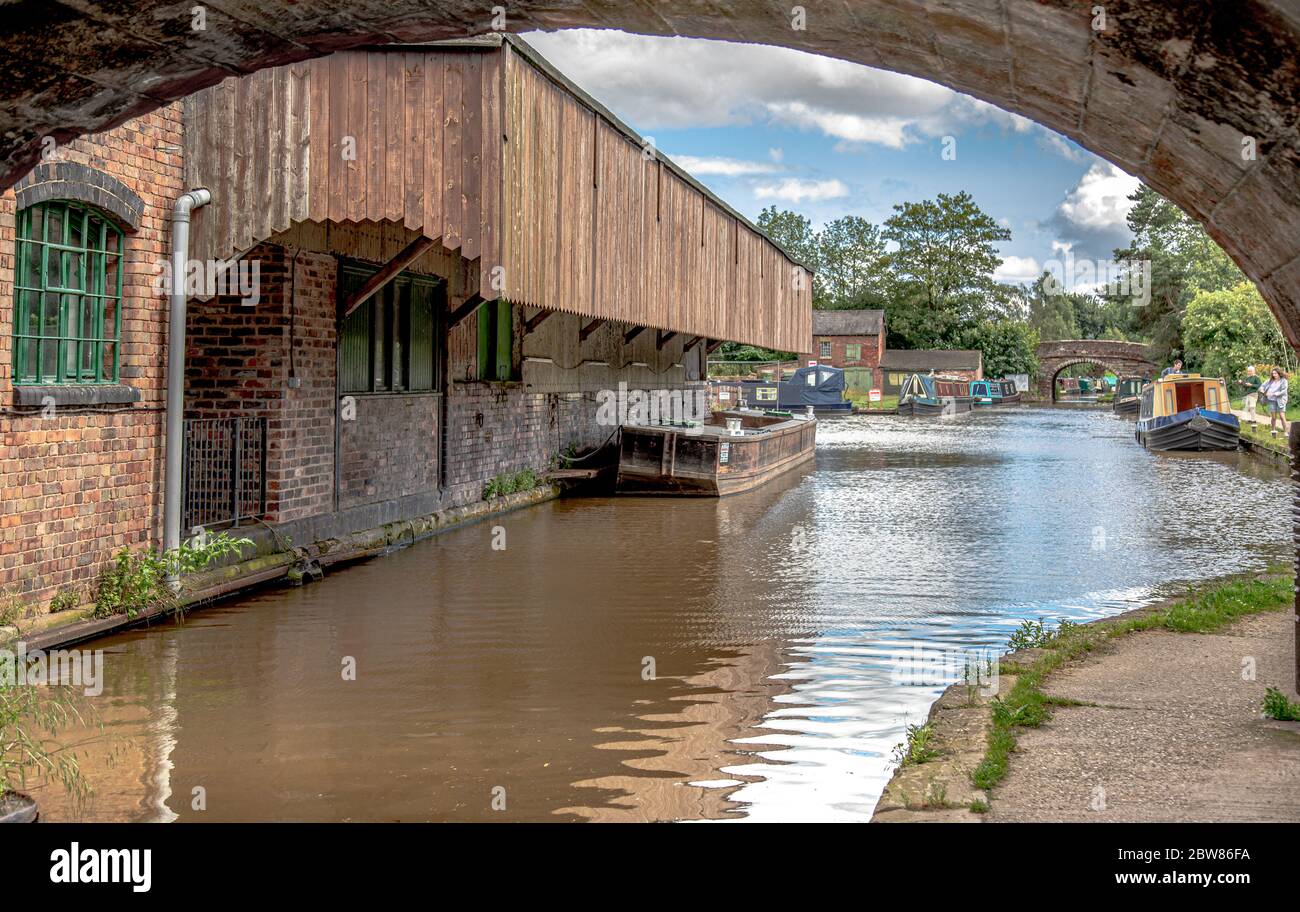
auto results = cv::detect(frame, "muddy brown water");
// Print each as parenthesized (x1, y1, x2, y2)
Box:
(25, 407, 1290, 822)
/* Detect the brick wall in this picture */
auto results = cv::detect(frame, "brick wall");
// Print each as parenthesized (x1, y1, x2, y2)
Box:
(0, 106, 183, 607)
(808, 334, 885, 370)
(338, 394, 438, 510)
(442, 385, 604, 506)
(184, 244, 338, 523)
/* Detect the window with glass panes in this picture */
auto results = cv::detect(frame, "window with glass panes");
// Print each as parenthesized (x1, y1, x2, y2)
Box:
(13, 201, 122, 384)
(338, 264, 442, 394)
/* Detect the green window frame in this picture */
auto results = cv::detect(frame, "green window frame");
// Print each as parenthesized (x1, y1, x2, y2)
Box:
(13, 200, 123, 384)
(476, 299, 515, 381)
(338, 264, 442, 394)
(845, 344, 861, 361)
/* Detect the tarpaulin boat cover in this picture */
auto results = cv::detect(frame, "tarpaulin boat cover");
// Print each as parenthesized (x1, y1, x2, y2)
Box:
(778, 365, 848, 409)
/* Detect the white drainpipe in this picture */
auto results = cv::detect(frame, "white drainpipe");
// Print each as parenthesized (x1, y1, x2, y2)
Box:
(163, 189, 211, 580)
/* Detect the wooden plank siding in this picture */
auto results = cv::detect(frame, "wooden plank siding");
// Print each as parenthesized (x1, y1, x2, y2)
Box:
(182, 35, 810, 353)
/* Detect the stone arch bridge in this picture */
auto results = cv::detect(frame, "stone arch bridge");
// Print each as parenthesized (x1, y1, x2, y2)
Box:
(1035, 340, 1156, 401)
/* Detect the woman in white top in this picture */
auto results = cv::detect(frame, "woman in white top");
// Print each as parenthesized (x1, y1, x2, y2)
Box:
(1259, 368, 1289, 438)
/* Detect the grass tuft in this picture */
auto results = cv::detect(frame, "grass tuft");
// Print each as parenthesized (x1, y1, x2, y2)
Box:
(1262, 686, 1300, 722)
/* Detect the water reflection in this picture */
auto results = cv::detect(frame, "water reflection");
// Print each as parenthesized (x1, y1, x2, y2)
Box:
(28, 407, 1289, 822)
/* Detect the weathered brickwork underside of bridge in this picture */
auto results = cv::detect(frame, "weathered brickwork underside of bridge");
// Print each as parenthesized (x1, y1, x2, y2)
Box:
(1035, 340, 1156, 400)
(2, 2, 1300, 347)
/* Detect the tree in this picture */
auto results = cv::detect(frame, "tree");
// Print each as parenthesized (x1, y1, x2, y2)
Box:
(1110, 185, 1244, 362)
(882, 191, 1011, 348)
(817, 215, 890, 310)
(1025, 271, 1078, 341)
(1181, 281, 1293, 381)
(957, 319, 1039, 379)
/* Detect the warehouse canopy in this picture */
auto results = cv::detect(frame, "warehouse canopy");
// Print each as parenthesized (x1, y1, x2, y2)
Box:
(183, 34, 811, 352)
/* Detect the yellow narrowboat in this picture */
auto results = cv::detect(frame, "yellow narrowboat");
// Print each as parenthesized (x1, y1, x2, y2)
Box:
(1135, 373, 1239, 451)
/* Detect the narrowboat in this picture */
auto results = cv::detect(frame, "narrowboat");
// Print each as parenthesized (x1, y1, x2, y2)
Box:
(1135, 374, 1239, 451)
(969, 378, 1022, 406)
(730, 364, 853, 416)
(617, 409, 817, 496)
(896, 373, 974, 417)
(1112, 376, 1146, 417)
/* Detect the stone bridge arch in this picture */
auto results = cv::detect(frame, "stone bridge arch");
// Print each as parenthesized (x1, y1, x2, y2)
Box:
(1, 3, 1299, 345)
(1035, 340, 1156, 400)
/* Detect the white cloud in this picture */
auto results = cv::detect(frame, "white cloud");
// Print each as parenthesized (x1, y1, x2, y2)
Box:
(1057, 163, 1141, 232)
(754, 178, 849, 203)
(668, 154, 783, 176)
(1039, 132, 1088, 163)
(522, 29, 1033, 151)
(768, 147, 784, 162)
(994, 255, 1043, 284)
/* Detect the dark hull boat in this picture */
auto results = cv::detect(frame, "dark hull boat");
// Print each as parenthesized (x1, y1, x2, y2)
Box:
(897, 398, 974, 417)
(1135, 408, 1239, 451)
(1135, 374, 1238, 451)
(1111, 376, 1145, 418)
(1112, 396, 1140, 417)
(896, 373, 973, 417)
(617, 409, 816, 496)
(970, 378, 1021, 406)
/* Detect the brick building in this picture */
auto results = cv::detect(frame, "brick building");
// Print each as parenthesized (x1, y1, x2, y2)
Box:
(804, 308, 885, 398)
(0, 35, 811, 610)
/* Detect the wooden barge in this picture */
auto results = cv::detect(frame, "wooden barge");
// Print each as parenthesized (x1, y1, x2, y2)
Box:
(616, 409, 816, 496)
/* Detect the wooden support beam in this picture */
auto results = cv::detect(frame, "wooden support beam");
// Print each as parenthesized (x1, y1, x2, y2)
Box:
(339, 236, 436, 319)
(623, 325, 646, 344)
(446, 293, 486, 331)
(656, 330, 677, 350)
(578, 319, 605, 342)
(524, 308, 554, 335)
(706, 338, 726, 354)
(682, 335, 704, 352)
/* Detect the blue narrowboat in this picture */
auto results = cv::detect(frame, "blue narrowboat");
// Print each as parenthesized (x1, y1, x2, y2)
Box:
(1135, 373, 1239, 451)
(969, 378, 1022, 407)
(732, 364, 853, 416)
(897, 373, 974, 417)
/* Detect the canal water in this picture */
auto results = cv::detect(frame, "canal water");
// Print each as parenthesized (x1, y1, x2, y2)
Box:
(31, 406, 1290, 822)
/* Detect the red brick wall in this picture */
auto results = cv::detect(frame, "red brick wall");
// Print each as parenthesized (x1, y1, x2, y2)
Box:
(0, 106, 183, 608)
(807, 333, 884, 370)
(185, 244, 337, 523)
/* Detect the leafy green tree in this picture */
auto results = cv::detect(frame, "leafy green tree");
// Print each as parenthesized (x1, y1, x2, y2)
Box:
(1181, 281, 1293, 381)
(1110, 185, 1244, 361)
(882, 191, 1011, 348)
(1025, 272, 1078, 341)
(817, 215, 890, 310)
(957, 319, 1039, 379)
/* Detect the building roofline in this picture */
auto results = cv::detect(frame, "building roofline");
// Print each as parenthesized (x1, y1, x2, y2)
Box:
(359, 33, 813, 273)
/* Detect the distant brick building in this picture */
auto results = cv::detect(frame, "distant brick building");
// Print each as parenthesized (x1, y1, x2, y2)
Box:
(879, 349, 984, 393)
(803, 309, 885, 396)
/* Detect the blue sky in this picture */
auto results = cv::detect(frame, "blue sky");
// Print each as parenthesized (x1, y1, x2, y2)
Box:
(524, 29, 1142, 287)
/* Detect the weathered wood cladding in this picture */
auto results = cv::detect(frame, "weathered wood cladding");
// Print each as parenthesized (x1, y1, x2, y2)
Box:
(182, 36, 810, 352)
(498, 40, 809, 352)
(184, 47, 501, 291)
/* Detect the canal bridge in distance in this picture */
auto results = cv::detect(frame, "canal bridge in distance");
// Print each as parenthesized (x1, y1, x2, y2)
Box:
(1036, 340, 1156, 401)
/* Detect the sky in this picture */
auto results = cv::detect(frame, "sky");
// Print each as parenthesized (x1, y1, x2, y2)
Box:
(522, 29, 1143, 288)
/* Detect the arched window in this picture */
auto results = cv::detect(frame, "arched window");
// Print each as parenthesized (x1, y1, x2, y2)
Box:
(13, 200, 122, 384)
